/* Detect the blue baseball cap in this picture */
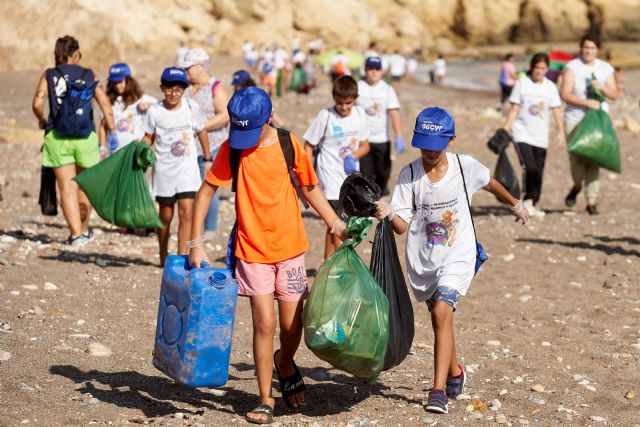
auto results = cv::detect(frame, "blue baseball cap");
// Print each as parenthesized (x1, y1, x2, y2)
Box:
(160, 67, 188, 87)
(365, 56, 382, 69)
(227, 86, 272, 149)
(232, 70, 251, 86)
(412, 107, 456, 151)
(108, 63, 131, 82)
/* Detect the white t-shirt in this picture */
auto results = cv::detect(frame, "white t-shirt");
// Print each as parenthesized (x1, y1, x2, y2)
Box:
(242, 42, 254, 57)
(274, 48, 289, 70)
(142, 99, 205, 197)
(407, 57, 418, 75)
(509, 76, 562, 149)
(391, 154, 490, 299)
(303, 106, 369, 200)
(111, 94, 158, 151)
(292, 50, 306, 65)
(356, 79, 400, 143)
(389, 54, 407, 77)
(564, 58, 614, 124)
(434, 58, 446, 77)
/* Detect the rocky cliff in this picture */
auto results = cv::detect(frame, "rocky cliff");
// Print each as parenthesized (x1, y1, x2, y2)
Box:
(0, 0, 638, 71)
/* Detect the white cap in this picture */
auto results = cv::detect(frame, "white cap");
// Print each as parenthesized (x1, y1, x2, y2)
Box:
(180, 48, 210, 68)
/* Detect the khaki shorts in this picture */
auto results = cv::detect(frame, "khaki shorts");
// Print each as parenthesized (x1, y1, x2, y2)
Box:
(41, 130, 100, 169)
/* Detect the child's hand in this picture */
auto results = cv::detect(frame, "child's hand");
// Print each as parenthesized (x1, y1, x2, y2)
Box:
(188, 247, 210, 269)
(107, 131, 119, 153)
(394, 136, 405, 155)
(374, 200, 395, 220)
(343, 155, 357, 174)
(330, 219, 348, 241)
(510, 201, 529, 225)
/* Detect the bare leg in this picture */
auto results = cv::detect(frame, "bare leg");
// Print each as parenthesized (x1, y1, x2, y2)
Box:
(54, 164, 82, 237)
(157, 203, 174, 267)
(176, 198, 194, 255)
(276, 299, 305, 408)
(430, 301, 457, 390)
(246, 294, 277, 423)
(75, 165, 92, 234)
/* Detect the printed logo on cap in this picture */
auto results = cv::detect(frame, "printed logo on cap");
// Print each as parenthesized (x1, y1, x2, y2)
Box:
(420, 121, 444, 132)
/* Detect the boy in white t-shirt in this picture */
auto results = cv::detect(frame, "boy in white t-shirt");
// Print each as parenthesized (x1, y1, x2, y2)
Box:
(375, 107, 528, 415)
(142, 67, 210, 266)
(389, 50, 407, 92)
(304, 75, 370, 259)
(357, 56, 405, 195)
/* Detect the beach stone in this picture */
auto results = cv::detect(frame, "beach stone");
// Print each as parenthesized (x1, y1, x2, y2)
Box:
(486, 340, 501, 347)
(624, 115, 640, 133)
(21, 284, 38, 290)
(495, 414, 507, 424)
(469, 412, 483, 420)
(490, 399, 502, 410)
(528, 396, 545, 405)
(512, 376, 523, 384)
(87, 342, 112, 357)
(422, 416, 435, 425)
(589, 416, 606, 423)
(87, 398, 99, 405)
(0, 235, 16, 243)
(76, 319, 86, 325)
(456, 393, 471, 400)
(43, 282, 58, 290)
(530, 384, 545, 392)
(0, 350, 11, 361)
(499, 389, 508, 396)
(31, 305, 44, 316)
(625, 390, 636, 400)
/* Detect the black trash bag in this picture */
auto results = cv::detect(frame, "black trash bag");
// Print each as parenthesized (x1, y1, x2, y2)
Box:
(494, 150, 520, 200)
(39, 166, 58, 216)
(339, 172, 381, 217)
(371, 217, 415, 370)
(487, 128, 511, 154)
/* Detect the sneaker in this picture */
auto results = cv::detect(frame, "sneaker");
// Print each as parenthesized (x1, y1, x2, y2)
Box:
(64, 234, 90, 248)
(564, 187, 580, 208)
(425, 389, 448, 414)
(446, 364, 466, 398)
(586, 204, 599, 215)
(524, 200, 546, 218)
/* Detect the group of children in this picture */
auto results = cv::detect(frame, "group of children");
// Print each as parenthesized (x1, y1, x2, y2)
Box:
(98, 51, 530, 423)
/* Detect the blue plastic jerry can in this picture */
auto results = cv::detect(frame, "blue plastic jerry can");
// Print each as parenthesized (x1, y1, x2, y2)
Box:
(153, 255, 238, 387)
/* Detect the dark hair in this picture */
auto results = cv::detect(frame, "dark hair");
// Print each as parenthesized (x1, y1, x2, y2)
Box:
(106, 76, 143, 106)
(332, 75, 358, 99)
(504, 53, 514, 61)
(160, 80, 188, 89)
(580, 32, 602, 49)
(529, 52, 550, 73)
(234, 78, 256, 93)
(54, 35, 80, 65)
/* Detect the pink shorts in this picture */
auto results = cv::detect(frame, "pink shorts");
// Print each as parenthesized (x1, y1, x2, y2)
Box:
(235, 253, 309, 301)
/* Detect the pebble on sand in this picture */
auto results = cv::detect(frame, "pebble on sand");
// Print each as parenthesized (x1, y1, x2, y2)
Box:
(625, 390, 636, 400)
(495, 414, 507, 424)
(486, 340, 501, 347)
(43, 282, 58, 290)
(530, 384, 545, 392)
(87, 342, 112, 357)
(0, 350, 11, 361)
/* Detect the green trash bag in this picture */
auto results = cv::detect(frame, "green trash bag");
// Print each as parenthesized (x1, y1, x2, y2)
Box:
(567, 108, 621, 173)
(288, 65, 307, 93)
(303, 217, 389, 383)
(73, 141, 162, 229)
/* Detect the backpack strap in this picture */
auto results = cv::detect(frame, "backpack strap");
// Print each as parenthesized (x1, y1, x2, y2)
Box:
(277, 128, 310, 209)
(229, 129, 309, 209)
(456, 154, 478, 246)
(211, 80, 220, 97)
(409, 162, 416, 212)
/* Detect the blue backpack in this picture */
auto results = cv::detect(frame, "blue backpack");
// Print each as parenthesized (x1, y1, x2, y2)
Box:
(53, 67, 97, 138)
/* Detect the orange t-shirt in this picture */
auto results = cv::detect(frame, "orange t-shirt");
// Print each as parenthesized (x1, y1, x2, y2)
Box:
(205, 133, 318, 263)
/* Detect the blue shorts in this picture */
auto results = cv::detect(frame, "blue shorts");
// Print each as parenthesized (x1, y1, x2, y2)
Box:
(426, 286, 460, 312)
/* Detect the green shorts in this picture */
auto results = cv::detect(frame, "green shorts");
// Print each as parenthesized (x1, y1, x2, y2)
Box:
(41, 130, 100, 169)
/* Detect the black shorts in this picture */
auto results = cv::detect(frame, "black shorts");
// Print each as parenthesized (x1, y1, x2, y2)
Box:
(392, 75, 402, 82)
(156, 191, 196, 206)
(328, 200, 345, 220)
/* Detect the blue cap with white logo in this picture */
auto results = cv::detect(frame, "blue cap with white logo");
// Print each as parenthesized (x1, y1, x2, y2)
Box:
(227, 86, 272, 149)
(108, 63, 131, 82)
(411, 107, 456, 151)
(365, 56, 382, 69)
(232, 70, 251, 86)
(160, 67, 188, 87)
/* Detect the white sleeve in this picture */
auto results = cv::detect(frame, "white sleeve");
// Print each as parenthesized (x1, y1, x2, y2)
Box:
(142, 105, 156, 135)
(549, 81, 562, 108)
(387, 84, 400, 110)
(357, 107, 369, 141)
(303, 109, 329, 146)
(190, 101, 206, 132)
(509, 79, 522, 105)
(390, 164, 416, 223)
(462, 155, 491, 194)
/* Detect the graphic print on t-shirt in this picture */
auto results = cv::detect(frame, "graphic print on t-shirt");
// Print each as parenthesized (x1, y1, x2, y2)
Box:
(170, 131, 191, 157)
(286, 265, 308, 294)
(421, 198, 460, 247)
(527, 100, 544, 117)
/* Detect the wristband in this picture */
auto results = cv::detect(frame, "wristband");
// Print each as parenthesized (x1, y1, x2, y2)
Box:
(187, 235, 205, 250)
(330, 219, 344, 235)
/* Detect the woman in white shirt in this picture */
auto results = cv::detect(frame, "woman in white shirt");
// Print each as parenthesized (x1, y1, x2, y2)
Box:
(503, 53, 565, 217)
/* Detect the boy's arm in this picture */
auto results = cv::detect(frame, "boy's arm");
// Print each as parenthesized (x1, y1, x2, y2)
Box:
(560, 68, 600, 110)
(483, 178, 529, 224)
(301, 184, 348, 240)
(142, 133, 154, 147)
(352, 140, 370, 159)
(188, 181, 219, 268)
(552, 107, 566, 145)
(502, 103, 519, 132)
(198, 130, 211, 161)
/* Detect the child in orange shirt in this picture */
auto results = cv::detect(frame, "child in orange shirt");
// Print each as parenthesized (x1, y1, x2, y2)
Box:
(189, 87, 347, 424)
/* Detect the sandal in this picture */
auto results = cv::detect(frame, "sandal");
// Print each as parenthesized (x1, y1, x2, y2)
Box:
(273, 349, 306, 410)
(244, 404, 274, 425)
